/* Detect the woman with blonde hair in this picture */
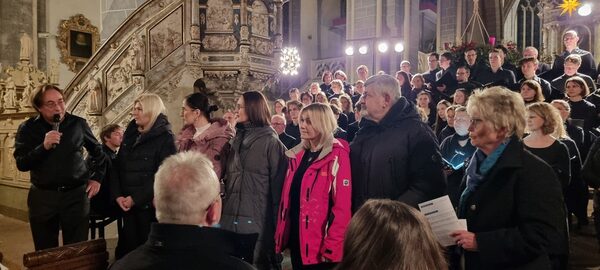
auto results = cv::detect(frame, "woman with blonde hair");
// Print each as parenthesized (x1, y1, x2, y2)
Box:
(113, 93, 177, 258)
(329, 79, 345, 100)
(275, 103, 352, 270)
(337, 199, 447, 270)
(524, 102, 571, 191)
(315, 92, 329, 104)
(273, 99, 286, 117)
(450, 87, 567, 269)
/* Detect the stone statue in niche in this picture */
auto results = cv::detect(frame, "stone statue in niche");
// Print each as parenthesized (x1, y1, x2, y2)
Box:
(130, 35, 145, 71)
(20, 75, 35, 108)
(200, 13, 206, 26)
(3, 77, 17, 108)
(240, 26, 249, 40)
(49, 60, 59, 85)
(6, 133, 17, 177)
(234, 14, 240, 26)
(20, 32, 33, 61)
(251, 1, 269, 37)
(87, 77, 102, 114)
(206, 0, 233, 31)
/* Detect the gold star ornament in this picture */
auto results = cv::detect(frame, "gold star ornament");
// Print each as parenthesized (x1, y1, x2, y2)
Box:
(559, 0, 581, 16)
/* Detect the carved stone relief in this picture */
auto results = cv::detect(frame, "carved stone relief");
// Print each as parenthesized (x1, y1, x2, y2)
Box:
(107, 49, 134, 102)
(150, 7, 184, 68)
(86, 77, 103, 115)
(251, 1, 269, 37)
(250, 37, 273, 56)
(202, 35, 238, 51)
(206, 0, 234, 32)
(130, 35, 146, 72)
(190, 44, 202, 61)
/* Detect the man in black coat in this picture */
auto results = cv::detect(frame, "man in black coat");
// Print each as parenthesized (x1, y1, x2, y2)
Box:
(422, 52, 440, 84)
(110, 152, 257, 270)
(517, 57, 554, 101)
(551, 54, 597, 99)
(14, 85, 107, 250)
(350, 74, 446, 212)
(476, 50, 516, 86)
(551, 30, 597, 80)
(271, 115, 298, 149)
(463, 48, 487, 81)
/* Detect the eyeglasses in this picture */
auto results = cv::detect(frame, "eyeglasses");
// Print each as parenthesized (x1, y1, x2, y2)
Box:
(469, 118, 484, 126)
(43, 100, 65, 109)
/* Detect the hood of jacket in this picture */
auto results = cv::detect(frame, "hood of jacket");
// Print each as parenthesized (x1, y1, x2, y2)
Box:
(358, 97, 421, 131)
(233, 122, 276, 151)
(285, 137, 349, 168)
(125, 113, 173, 147)
(177, 118, 235, 145)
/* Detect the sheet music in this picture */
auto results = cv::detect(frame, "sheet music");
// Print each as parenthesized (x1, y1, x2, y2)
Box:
(419, 195, 467, 246)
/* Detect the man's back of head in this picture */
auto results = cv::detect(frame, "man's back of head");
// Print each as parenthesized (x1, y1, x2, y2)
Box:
(154, 151, 221, 226)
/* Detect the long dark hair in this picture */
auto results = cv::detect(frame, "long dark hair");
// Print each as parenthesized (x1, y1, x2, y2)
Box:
(184, 92, 218, 120)
(242, 91, 271, 126)
(337, 199, 447, 270)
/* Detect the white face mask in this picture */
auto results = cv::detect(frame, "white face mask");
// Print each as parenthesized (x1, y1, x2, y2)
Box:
(455, 123, 469, 136)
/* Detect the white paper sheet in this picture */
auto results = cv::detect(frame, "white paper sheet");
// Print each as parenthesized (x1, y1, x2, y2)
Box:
(419, 195, 467, 246)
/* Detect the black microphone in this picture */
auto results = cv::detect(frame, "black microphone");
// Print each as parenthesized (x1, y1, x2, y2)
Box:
(52, 114, 60, 148)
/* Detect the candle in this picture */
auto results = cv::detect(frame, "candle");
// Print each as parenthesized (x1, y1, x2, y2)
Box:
(489, 36, 496, 46)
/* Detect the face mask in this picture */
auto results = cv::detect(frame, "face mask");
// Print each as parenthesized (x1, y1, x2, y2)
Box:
(455, 123, 469, 136)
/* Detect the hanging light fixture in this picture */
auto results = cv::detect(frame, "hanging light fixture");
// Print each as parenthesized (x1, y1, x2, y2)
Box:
(280, 47, 301, 76)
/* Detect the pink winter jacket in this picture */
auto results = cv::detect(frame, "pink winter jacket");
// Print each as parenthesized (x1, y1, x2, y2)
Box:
(274, 138, 352, 265)
(176, 118, 235, 178)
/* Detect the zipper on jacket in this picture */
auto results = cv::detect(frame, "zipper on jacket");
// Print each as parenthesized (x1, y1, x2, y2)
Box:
(305, 243, 309, 257)
(309, 168, 321, 196)
(305, 215, 309, 229)
(306, 188, 310, 202)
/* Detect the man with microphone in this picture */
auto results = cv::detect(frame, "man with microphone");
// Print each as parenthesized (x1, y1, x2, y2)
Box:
(14, 84, 107, 250)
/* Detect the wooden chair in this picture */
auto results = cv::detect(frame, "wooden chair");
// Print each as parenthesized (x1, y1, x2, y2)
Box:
(89, 213, 121, 239)
(23, 239, 108, 270)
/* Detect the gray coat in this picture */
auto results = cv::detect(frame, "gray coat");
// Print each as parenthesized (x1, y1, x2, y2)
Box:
(221, 123, 287, 269)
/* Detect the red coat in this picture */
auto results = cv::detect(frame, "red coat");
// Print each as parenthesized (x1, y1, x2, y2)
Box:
(274, 138, 352, 265)
(176, 119, 234, 178)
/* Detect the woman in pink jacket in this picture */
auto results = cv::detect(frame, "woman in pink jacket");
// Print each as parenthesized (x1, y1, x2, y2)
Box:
(176, 92, 235, 178)
(275, 103, 352, 269)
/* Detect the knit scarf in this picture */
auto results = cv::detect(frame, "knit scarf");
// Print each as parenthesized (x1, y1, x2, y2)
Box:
(458, 138, 510, 217)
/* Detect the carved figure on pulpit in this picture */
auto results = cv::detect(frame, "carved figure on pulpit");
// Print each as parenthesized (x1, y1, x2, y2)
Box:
(49, 60, 60, 85)
(3, 77, 17, 108)
(130, 35, 145, 71)
(20, 75, 35, 108)
(87, 78, 102, 114)
(20, 32, 33, 61)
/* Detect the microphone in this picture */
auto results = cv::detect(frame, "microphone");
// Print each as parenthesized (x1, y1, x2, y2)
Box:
(52, 114, 60, 148)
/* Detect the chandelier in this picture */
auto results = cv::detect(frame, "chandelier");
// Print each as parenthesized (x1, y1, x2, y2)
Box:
(280, 47, 301, 76)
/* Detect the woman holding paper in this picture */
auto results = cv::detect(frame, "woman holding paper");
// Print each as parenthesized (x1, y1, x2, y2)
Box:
(450, 87, 567, 270)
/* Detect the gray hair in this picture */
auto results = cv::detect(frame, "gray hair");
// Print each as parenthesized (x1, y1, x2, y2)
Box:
(364, 74, 401, 103)
(154, 151, 220, 224)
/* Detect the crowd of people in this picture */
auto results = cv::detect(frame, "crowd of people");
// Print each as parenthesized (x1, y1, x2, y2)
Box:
(12, 29, 600, 270)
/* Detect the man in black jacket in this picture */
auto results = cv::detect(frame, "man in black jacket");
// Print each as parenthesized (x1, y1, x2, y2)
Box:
(14, 84, 107, 250)
(551, 30, 597, 80)
(271, 115, 297, 149)
(110, 151, 257, 270)
(518, 57, 554, 101)
(350, 74, 446, 212)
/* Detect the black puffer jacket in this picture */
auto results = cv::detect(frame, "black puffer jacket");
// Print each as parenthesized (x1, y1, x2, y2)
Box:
(350, 97, 446, 212)
(111, 114, 176, 207)
(221, 123, 287, 267)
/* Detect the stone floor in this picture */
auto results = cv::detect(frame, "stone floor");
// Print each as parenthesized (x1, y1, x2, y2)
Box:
(0, 214, 599, 269)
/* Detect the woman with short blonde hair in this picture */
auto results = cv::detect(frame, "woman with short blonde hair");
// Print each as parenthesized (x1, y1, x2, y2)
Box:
(114, 93, 176, 258)
(452, 87, 568, 269)
(134, 93, 166, 133)
(275, 103, 352, 269)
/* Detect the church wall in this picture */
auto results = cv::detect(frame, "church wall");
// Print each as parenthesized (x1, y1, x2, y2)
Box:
(0, 0, 34, 69)
(101, 0, 148, 41)
(45, 0, 100, 88)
